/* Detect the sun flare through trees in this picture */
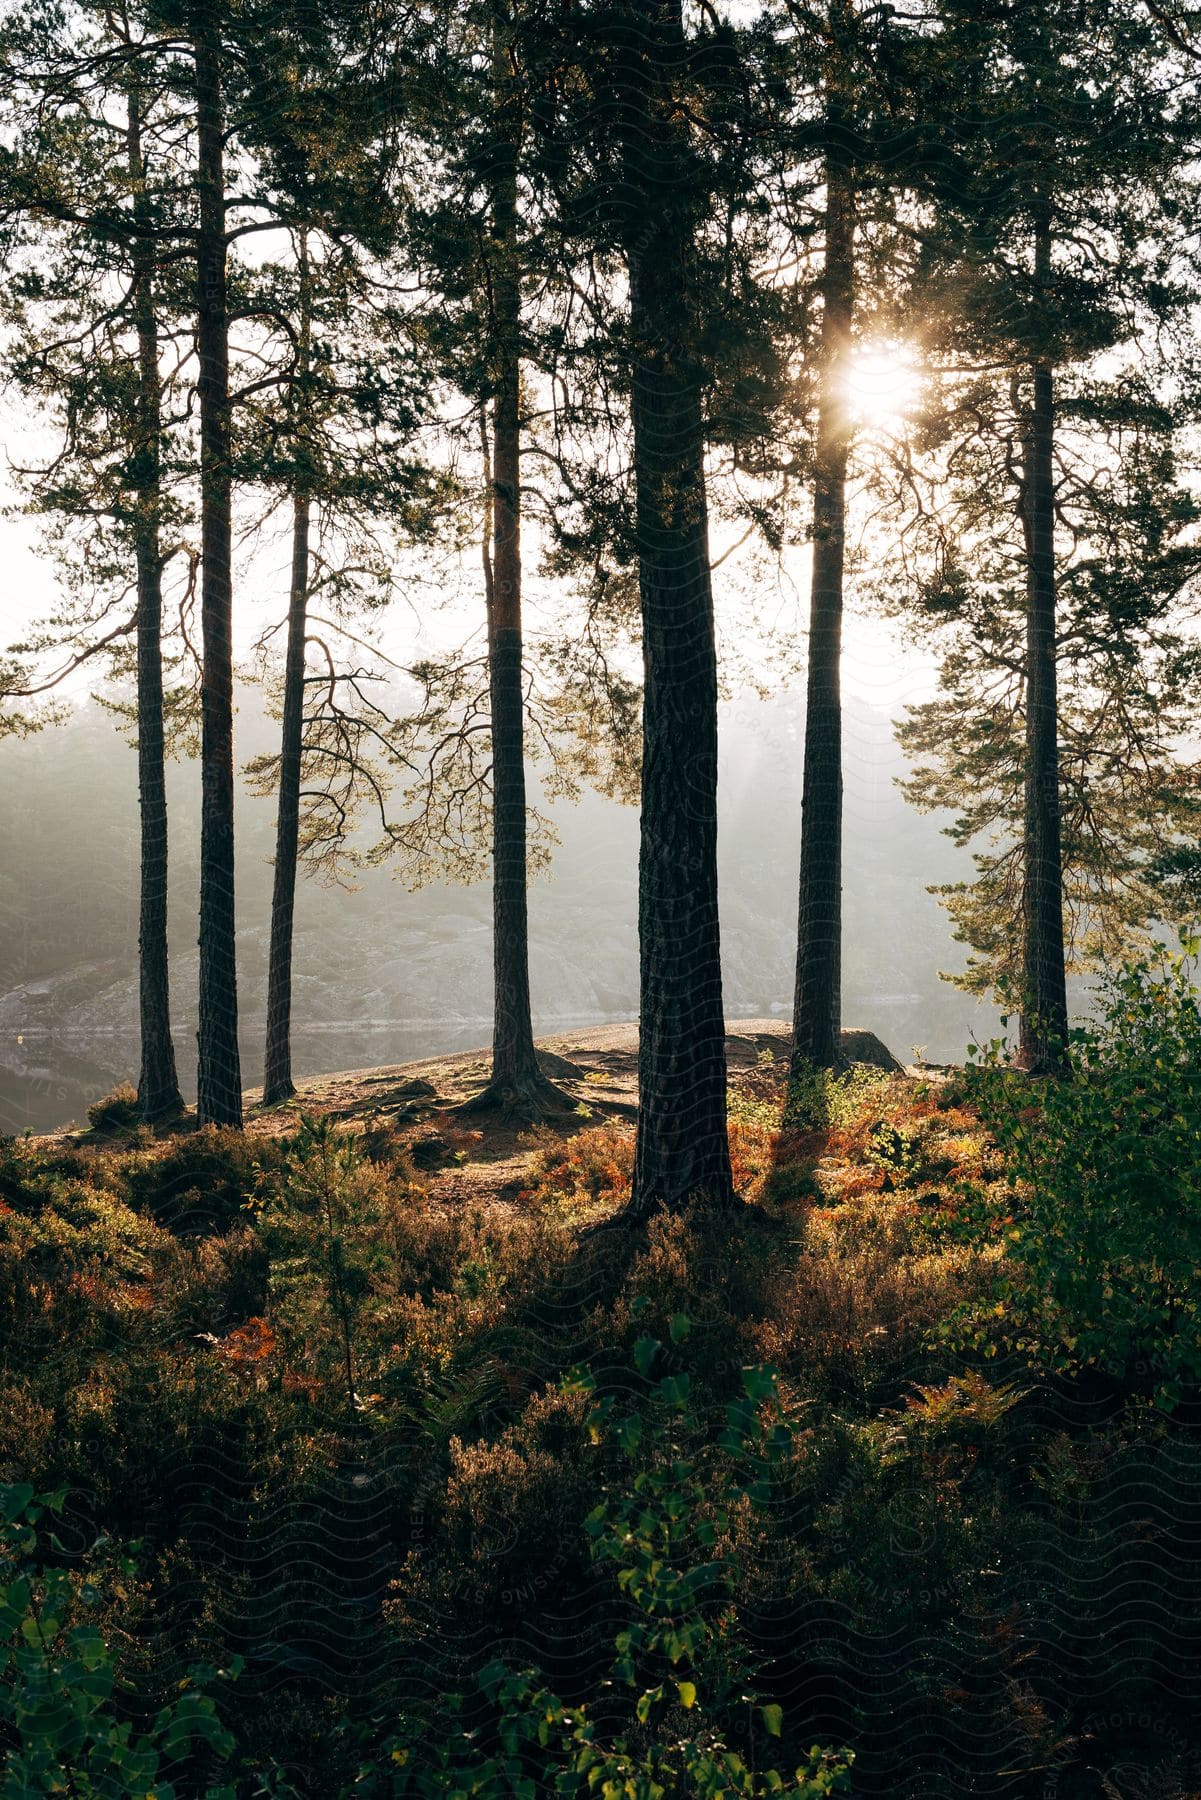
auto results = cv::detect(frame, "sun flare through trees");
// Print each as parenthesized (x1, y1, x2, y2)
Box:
(2, 0, 1201, 1793)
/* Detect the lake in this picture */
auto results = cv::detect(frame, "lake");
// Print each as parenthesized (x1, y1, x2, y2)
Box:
(0, 1020, 502, 1135)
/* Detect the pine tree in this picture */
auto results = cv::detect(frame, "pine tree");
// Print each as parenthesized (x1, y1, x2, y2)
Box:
(606, 0, 735, 1213)
(260, 236, 314, 1108)
(239, 223, 442, 1106)
(791, 26, 855, 1076)
(461, 2, 575, 1116)
(127, 69, 185, 1119)
(0, 0, 192, 1122)
(892, 0, 1201, 1069)
(207, 0, 438, 1106)
(894, 366, 1201, 1001)
(773, 0, 955, 1076)
(189, 0, 241, 1125)
(514, 0, 802, 1209)
(380, 0, 582, 1118)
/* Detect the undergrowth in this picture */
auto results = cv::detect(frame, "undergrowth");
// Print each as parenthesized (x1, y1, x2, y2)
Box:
(2, 969, 1200, 1795)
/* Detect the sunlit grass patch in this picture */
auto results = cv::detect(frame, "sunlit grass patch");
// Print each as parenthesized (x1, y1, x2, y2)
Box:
(518, 1121, 635, 1217)
(754, 1192, 1005, 1398)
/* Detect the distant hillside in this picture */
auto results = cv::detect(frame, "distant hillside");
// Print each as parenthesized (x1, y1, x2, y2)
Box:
(0, 686, 997, 1130)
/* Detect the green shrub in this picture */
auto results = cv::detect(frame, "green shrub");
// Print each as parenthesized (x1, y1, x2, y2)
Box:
(126, 1127, 270, 1234)
(371, 1330, 853, 1797)
(783, 1063, 892, 1131)
(965, 932, 1201, 1403)
(159, 1228, 271, 1337)
(0, 1137, 98, 1213)
(260, 1116, 393, 1412)
(0, 1180, 162, 1361)
(0, 1481, 239, 1798)
(86, 1083, 141, 1137)
(386, 1386, 596, 1628)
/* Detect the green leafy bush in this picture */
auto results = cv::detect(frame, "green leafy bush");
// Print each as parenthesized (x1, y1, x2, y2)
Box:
(125, 1127, 271, 1234)
(370, 1329, 853, 1797)
(966, 932, 1201, 1402)
(0, 1481, 239, 1797)
(258, 1115, 394, 1412)
(783, 1064, 893, 1133)
(0, 1179, 162, 1363)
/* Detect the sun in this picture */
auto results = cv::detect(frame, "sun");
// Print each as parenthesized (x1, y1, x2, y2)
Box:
(843, 342, 921, 429)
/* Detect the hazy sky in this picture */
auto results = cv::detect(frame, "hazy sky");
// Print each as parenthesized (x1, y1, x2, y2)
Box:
(1, 327, 945, 734)
(0, 474, 940, 730)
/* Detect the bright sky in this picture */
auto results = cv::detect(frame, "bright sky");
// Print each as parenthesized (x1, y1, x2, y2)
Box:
(0, 340, 940, 722)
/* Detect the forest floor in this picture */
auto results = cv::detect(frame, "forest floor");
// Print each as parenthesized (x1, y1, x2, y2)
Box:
(248, 1016, 792, 1114)
(51, 1018, 931, 1212)
(35, 1020, 764, 1208)
(7, 1013, 1200, 1797)
(245, 1018, 795, 1212)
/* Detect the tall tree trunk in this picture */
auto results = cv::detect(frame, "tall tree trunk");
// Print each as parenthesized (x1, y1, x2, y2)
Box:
(484, 386, 548, 1102)
(461, 6, 568, 1118)
(129, 87, 183, 1123)
(263, 233, 313, 1107)
(262, 492, 310, 1105)
(1017, 218, 1068, 1073)
(484, 94, 538, 1099)
(194, 14, 242, 1127)
(621, 0, 733, 1218)
(791, 131, 854, 1078)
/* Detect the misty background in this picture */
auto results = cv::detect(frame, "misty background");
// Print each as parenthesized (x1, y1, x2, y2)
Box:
(0, 681, 1000, 1134)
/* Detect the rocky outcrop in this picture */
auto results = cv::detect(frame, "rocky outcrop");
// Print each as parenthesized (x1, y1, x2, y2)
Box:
(838, 1028, 903, 1072)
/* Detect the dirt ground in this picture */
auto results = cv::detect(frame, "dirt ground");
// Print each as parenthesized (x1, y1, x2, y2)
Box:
(247, 1017, 791, 1124)
(49, 1019, 920, 1212)
(239, 1019, 796, 1207)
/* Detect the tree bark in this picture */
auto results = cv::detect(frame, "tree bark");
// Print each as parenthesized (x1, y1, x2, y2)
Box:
(792, 132, 854, 1078)
(262, 491, 310, 1105)
(621, 0, 733, 1217)
(484, 56, 538, 1099)
(1017, 220, 1068, 1072)
(459, 6, 569, 1119)
(129, 86, 183, 1123)
(484, 390, 552, 1103)
(194, 13, 242, 1127)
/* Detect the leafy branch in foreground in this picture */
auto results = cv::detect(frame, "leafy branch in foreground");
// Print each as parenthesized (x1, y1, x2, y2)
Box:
(366, 1325, 852, 1797)
(953, 931, 1201, 1407)
(0, 1482, 241, 1798)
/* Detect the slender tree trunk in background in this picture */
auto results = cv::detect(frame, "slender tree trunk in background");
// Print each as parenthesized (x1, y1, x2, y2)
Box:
(194, 14, 242, 1127)
(484, 383, 548, 1102)
(461, 7, 568, 1118)
(621, 0, 733, 1218)
(792, 135, 854, 1078)
(1017, 219, 1068, 1073)
(483, 171, 539, 1099)
(263, 492, 311, 1105)
(129, 88, 183, 1124)
(263, 233, 313, 1107)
